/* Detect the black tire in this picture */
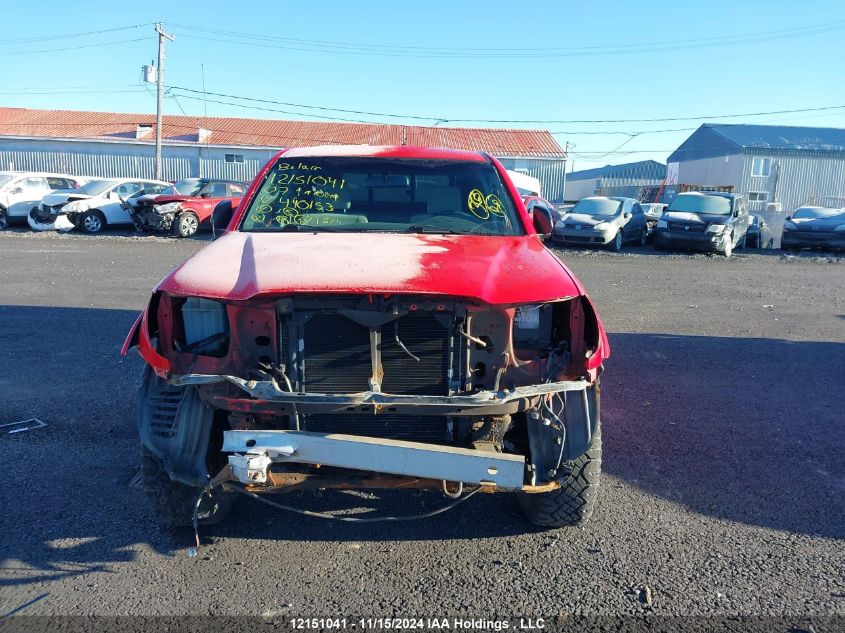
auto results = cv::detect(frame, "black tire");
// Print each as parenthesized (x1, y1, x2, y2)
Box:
(79, 210, 106, 234)
(518, 425, 602, 528)
(639, 228, 648, 247)
(609, 230, 623, 252)
(654, 240, 665, 251)
(174, 211, 200, 238)
(0, 207, 8, 231)
(139, 445, 235, 527)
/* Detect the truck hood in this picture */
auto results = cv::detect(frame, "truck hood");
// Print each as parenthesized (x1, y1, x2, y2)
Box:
(157, 231, 582, 304)
(662, 211, 730, 226)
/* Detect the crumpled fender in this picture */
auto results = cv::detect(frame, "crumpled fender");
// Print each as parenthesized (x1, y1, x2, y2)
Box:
(122, 296, 171, 378)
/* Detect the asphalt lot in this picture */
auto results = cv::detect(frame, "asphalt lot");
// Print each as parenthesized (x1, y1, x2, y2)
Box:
(1, 227, 843, 621)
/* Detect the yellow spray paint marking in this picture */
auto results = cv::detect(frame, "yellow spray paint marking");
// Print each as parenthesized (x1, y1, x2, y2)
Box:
(467, 189, 506, 220)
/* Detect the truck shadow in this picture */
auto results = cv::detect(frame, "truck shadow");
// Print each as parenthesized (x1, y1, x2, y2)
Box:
(598, 332, 844, 541)
(0, 305, 842, 588)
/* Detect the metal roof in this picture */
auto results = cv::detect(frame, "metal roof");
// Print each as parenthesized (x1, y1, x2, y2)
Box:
(668, 123, 845, 162)
(0, 107, 565, 158)
(567, 160, 666, 181)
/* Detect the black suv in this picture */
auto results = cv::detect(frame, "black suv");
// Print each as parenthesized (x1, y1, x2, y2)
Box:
(654, 192, 750, 257)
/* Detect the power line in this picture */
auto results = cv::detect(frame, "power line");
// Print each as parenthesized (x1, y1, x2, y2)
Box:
(169, 93, 376, 124)
(169, 86, 434, 122)
(0, 23, 152, 44)
(0, 37, 148, 55)
(170, 19, 845, 58)
(168, 85, 845, 125)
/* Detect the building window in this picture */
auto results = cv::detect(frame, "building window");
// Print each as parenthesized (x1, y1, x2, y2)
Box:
(224, 153, 244, 164)
(748, 191, 768, 202)
(751, 157, 771, 177)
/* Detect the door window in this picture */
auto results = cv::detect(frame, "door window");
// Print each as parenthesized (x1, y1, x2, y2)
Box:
(115, 182, 143, 197)
(205, 182, 229, 197)
(46, 177, 72, 190)
(22, 177, 48, 193)
(141, 182, 170, 195)
(228, 183, 246, 196)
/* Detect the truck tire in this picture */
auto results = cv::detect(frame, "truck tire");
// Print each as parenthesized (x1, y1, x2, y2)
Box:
(0, 207, 8, 231)
(518, 425, 602, 528)
(140, 445, 235, 527)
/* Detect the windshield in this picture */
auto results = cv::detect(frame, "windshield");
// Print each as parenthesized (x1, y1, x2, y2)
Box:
(667, 195, 731, 215)
(793, 207, 842, 220)
(0, 174, 15, 189)
(570, 198, 622, 218)
(77, 179, 119, 196)
(240, 157, 523, 236)
(173, 179, 206, 196)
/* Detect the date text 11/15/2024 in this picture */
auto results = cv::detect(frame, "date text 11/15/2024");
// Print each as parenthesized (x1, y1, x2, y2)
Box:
(288, 618, 547, 630)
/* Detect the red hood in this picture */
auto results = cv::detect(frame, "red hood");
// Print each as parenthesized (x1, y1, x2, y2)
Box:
(149, 194, 205, 204)
(156, 231, 582, 304)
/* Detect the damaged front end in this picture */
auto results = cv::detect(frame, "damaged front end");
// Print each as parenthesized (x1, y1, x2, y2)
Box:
(131, 200, 182, 231)
(126, 291, 608, 498)
(27, 202, 76, 232)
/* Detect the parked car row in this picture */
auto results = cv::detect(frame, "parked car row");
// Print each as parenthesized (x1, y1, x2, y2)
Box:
(0, 170, 247, 237)
(551, 192, 843, 256)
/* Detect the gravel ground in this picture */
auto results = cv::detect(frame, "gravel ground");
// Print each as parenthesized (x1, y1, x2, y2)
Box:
(0, 229, 843, 624)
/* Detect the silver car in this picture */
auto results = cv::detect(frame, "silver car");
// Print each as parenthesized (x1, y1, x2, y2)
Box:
(552, 196, 649, 251)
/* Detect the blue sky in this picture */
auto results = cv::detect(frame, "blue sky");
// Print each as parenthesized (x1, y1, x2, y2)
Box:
(2, 0, 845, 169)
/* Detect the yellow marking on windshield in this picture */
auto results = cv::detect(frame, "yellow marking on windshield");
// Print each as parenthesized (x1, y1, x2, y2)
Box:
(467, 189, 506, 220)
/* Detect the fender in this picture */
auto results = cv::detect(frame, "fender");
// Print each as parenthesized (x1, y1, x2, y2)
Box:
(122, 296, 171, 378)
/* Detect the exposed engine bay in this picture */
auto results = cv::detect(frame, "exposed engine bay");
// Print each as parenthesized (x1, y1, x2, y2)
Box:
(132, 291, 603, 494)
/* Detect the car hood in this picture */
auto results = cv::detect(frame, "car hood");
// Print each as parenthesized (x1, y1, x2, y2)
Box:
(559, 213, 620, 227)
(41, 192, 93, 206)
(157, 232, 582, 304)
(151, 195, 196, 204)
(789, 217, 845, 231)
(662, 211, 730, 226)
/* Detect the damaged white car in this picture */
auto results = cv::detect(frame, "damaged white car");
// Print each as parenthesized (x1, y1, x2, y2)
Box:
(29, 178, 170, 233)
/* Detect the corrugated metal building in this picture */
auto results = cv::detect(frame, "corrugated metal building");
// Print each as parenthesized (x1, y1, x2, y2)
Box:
(667, 123, 845, 212)
(563, 160, 666, 202)
(0, 107, 568, 200)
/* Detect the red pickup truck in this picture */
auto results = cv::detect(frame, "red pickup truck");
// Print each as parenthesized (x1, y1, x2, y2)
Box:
(124, 146, 610, 530)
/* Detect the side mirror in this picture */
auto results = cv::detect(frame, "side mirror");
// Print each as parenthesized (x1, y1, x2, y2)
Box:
(200, 192, 211, 199)
(532, 206, 553, 237)
(212, 200, 236, 239)
(11, 187, 23, 194)
(785, 215, 791, 221)
(624, 212, 632, 219)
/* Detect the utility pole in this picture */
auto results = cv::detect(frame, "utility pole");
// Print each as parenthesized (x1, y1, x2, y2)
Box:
(154, 23, 174, 181)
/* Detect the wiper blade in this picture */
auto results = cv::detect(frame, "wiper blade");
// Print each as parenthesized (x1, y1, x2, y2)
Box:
(405, 224, 463, 235)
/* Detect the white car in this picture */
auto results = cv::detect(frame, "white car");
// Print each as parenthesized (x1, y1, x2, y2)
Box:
(29, 178, 171, 233)
(0, 171, 84, 230)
